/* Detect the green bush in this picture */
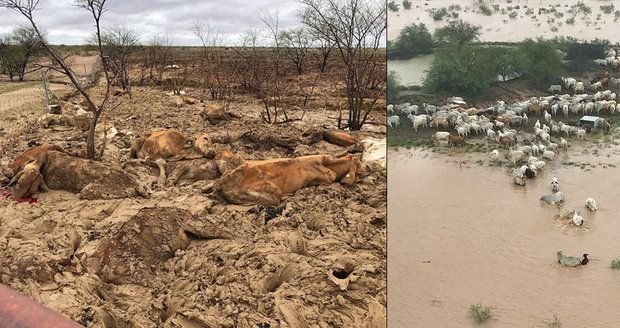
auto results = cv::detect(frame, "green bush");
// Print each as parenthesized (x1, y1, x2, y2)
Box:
(601, 4, 615, 14)
(469, 303, 494, 324)
(517, 39, 563, 88)
(423, 43, 497, 96)
(388, 70, 401, 103)
(402, 0, 411, 10)
(428, 7, 449, 21)
(484, 46, 527, 81)
(433, 19, 481, 45)
(390, 23, 434, 58)
(388, 1, 399, 12)
(611, 259, 620, 269)
(479, 4, 493, 16)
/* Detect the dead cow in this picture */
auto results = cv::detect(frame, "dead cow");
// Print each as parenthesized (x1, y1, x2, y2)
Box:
(201, 104, 239, 124)
(217, 154, 364, 206)
(87, 207, 229, 286)
(8, 144, 64, 177)
(10, 150, 148, 199)
(448, 135, 465, 147)
(323, 130, 357, 147)
(130, 130, 214, 160)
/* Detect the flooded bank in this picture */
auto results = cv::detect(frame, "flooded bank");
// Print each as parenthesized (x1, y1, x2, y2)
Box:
(389, 0, 620, 43)
(388, 147, 620, 327)
(388, 55, 434, 86)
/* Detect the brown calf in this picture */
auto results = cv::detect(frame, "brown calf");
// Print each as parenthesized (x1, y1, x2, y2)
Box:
(499, 136, 513, 149)
(448, 135, 465, 147)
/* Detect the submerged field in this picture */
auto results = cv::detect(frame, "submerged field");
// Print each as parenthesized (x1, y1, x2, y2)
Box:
(388, 143, 620, 327)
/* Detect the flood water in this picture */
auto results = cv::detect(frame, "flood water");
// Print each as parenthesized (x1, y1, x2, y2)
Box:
(388, 147, 620, 327)
(387, 0, 611, 86)
(389, 0, 620, 43)
(388, 55, 434, 86)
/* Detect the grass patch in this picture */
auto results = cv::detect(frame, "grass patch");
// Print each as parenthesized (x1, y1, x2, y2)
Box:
(545, 314, 562, 328)
(469, 303, 493, 324)
(611, 259, 620, 269)
(387, 137, 435, 149)
(479, 4, 493, 16)
(0, 81, 40, 94)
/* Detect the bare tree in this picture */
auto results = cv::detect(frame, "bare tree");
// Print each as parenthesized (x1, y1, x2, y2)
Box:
(258, 10, 294, 124)
(0, 0, 116, 159)
(310, 30, 333, 73)
(300, 0, 386, 130)
(192, 20, 236, 102)
(280, 27, 312, 74)
(234, 27, 266, 94)
(96, 25, 141, 94)
(138, 35, 173, 85)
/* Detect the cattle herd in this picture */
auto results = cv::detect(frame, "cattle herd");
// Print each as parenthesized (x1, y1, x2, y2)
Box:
(386, 49, 620, 269)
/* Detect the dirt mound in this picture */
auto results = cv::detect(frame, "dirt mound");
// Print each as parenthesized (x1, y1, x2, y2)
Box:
(88, 207, 229, 286)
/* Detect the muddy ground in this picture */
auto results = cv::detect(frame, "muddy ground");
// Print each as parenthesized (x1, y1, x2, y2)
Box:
(0, 55, 387, 327)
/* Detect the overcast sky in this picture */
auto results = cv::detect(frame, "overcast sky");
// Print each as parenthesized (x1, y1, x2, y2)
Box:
(0, 0, 303, 46)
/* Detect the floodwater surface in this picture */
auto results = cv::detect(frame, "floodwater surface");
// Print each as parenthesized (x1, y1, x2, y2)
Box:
(389, 0, 620, 43)
(388, 147, 620, 327)
(388, 55, 434, 86)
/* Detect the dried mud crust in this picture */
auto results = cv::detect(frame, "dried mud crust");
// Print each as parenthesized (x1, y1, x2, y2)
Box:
(0, 83, 386, 327)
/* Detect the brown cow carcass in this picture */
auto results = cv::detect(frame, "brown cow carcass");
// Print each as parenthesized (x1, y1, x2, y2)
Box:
(322, 130, 358, 147)
(10, 150, 148, 199)
(130, 130, 213, 160)
(217, 154, 365, 206)
(8, 144, 65, 177)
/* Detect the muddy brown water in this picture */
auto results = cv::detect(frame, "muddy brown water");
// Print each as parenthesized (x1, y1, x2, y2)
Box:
(388, 146, 620, 327)
(389, 0, 620, 43)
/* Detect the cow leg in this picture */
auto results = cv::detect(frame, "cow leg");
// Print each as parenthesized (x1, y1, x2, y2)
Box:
(341, 158, 362, 185)
(8, 170, 24, 186)
(39, 175, 49, 191)
(155, 159, 167, 187)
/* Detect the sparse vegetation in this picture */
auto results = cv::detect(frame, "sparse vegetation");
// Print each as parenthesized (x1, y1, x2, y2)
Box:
(469, 303, 494, 324)
(601, 4, 615, 14)
(428, 7, 449, 21)
(402, 0, 411, 10)
(611, 259, 620, 269)
(479, 4, 493, 16)
(545, 314, 562, 328)
(388, 0, 399, 12)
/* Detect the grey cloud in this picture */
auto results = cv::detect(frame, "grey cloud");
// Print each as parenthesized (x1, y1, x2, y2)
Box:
(0, 0, 303, 45)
